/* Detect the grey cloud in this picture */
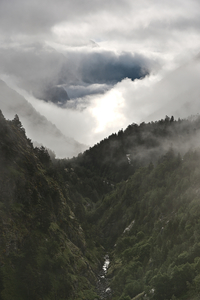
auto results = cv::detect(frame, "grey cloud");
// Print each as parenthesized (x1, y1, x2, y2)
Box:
(42, 86, 70, 105)
(0, 0, 200, 51)
(0, 0, 200, 150)
(0, 43, 65, 95)
(0, 0, 130, 36)
(1, 0, 199, 53)
(0, 43, 156, 102)
(0, 43, 71, 103)
(66, 84, 111, 99)
(78, 51, 151, 84)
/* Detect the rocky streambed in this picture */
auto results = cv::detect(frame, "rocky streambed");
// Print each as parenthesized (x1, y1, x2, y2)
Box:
(96, 254, 112, 299)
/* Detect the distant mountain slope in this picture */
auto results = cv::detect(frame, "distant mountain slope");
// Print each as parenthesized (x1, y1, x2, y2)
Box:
(0, 80, 86, 158)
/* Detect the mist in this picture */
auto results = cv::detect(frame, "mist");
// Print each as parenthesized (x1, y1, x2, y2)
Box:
(1, 0, 200, 157)
(0, 80, 86, 158)
(2, 54, 200, 156)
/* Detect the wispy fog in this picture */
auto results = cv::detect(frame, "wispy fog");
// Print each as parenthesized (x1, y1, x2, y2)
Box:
(0, 80, 86, 158)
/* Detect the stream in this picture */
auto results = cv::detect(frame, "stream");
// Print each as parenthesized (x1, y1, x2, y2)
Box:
(96, 254, 112, 299)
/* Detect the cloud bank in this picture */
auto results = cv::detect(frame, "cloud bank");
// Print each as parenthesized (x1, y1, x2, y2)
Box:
(0, 44, 154, 102)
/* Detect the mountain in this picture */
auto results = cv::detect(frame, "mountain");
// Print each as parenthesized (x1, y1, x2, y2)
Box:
(50, 114, 200, 300)
(0, 80, 86, 158)
(0, 111, 102, 299)
(1, 110, 200, 299)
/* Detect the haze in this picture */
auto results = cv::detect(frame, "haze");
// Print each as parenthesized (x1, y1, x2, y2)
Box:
(1, 0, 200, 157)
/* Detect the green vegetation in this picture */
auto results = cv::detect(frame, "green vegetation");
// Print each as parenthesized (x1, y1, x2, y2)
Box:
(99, 149, 200, 299)
(0, 111, 101, 300)
(2, 110, 200, 299)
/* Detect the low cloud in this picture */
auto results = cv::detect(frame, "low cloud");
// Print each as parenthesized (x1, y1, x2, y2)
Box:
(0, 80, 86, 158)
(0, 43, 156, 103)
(77, 51, 152, 84)
(1, 0, 200, 158)
(2, 55, 200, 158)
(109, 55, 200, 126)
(65, 83, 111, 100)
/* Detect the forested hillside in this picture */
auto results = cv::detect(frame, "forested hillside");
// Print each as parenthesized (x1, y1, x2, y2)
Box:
(96, 149, 200, 299)
(0, 111, 102, 300)
(1, 111, 200, 299)
(68, 115, 200, 183)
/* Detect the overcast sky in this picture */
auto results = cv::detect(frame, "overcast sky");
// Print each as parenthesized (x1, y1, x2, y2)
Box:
(1, 0, 200, 156)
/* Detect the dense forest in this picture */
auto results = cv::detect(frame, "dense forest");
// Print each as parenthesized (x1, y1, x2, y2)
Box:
(1, 110, 200, 299)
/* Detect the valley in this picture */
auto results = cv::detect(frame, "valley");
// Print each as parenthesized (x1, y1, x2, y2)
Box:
(1, 112, 200, 299)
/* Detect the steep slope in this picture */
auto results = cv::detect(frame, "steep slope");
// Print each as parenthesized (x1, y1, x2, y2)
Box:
(0, 80, 86, 158)
(87, 149, 200, 300)
(63, 116, 200, 300)
(0, 111, 101, 300)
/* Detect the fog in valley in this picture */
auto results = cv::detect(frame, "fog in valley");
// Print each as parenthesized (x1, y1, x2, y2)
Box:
(1, 0, 200, 157)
